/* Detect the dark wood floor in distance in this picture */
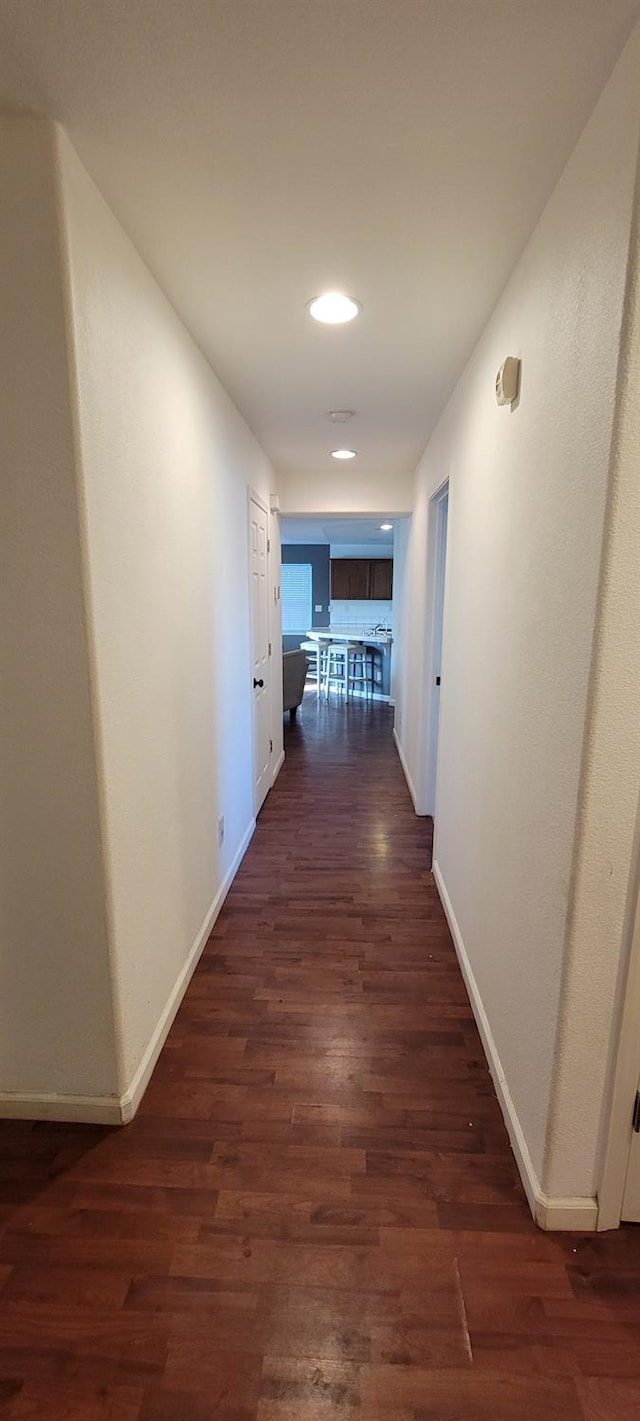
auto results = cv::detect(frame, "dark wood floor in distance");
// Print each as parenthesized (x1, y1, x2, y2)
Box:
(1, 694, 639, 1419)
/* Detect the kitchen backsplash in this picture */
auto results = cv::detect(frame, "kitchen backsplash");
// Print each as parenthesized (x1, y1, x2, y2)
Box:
(329, 600, 393, 631)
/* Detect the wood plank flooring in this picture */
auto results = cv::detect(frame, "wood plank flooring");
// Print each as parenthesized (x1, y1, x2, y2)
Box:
(1, 693, 639, 1418)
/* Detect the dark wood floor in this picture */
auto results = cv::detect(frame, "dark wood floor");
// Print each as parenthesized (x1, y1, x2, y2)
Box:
(1, 695, 639, 1418)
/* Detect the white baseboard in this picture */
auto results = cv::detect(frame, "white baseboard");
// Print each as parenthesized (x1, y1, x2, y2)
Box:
(393, 727, 419, 811)
(432, 860, 598, 1233)
(0, 819, 256, 1129)
(0, 1091, 123, 1125)
(539, 1195, 598, 1230)
(272, 748, 285, 785)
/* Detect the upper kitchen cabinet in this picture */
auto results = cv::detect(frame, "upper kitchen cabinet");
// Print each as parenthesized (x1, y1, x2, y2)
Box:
(330, 558, 393, 601)
(332, 559, 370, 600)
(329, 559, 350, 600)
(369, 559, 393, 600)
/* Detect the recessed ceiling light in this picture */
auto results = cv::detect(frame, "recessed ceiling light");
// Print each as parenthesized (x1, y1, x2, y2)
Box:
(326, 409, 355, 423)
(380, 523, 393, 531)
(331, 449, 357, 460)
(308, 293, 361, 324)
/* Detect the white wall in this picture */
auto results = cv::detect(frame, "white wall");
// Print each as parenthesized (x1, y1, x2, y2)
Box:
(277, 467, 414, 516)
(330, 545, 394, 559)
(549, 208, 640, 1207)
(0, 119, 117, 1102)
(393, 28, 640, 1208)
(57, 132, 280, 1100)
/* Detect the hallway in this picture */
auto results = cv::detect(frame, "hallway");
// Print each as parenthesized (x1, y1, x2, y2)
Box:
(0, 699, 639, 1418)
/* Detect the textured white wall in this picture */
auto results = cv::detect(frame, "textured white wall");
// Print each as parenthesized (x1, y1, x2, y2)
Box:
(546, 210, 640, 1201)
(329, 545, 394, 559)
(393, 29, 640, 1194)
(277, 467, 414, 515)
(0, 119, 117, 1099)
(58, 133, 279, 1094)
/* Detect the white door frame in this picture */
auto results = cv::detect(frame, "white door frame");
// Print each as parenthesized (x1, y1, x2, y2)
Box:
(247, 486, 272, 817)
(597, 864, 640, 1228)
(418, 477, 450, 819)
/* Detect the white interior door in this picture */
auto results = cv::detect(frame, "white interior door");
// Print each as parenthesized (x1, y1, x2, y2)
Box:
(249, 496, 271, 814)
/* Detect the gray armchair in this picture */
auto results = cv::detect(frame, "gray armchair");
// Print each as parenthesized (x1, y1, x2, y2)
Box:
(283, 649, 309, 719)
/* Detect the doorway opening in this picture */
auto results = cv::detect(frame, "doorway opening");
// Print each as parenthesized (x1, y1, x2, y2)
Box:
(424, 481, 449, 820)
(279, 514, 406, 718)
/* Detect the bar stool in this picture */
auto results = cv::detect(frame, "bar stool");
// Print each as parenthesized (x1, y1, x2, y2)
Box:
(324, 642, 364, 700)
(324, 642, 345, 698)
(346, 643, 371, 698)
(300, 639, 325, 692)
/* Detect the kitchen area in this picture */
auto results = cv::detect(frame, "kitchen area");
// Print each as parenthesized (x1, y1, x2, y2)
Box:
(280, 517, 398, 704)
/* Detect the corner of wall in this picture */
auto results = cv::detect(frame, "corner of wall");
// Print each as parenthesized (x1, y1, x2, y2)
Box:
(51, 122, 126, 1096)
(543, 119, 640, 1209)
(433, 860, 597, 1230)
(392, 726, 419, 812)
(0, 116, 119, 1105)
(118, 815, 255, 1122)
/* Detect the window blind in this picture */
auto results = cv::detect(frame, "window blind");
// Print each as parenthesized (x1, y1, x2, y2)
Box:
(281, 563, 312, 633)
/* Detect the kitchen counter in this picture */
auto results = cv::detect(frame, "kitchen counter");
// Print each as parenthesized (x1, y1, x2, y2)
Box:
(306, 628, 392, 646)
(305, 628, 392, 698)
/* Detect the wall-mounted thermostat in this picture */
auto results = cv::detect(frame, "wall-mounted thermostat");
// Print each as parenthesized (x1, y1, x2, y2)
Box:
(495, 356, 521, 406)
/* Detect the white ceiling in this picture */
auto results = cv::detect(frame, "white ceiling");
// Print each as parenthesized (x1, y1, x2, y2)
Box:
(0, 0, 638, 477)
(281, 517, 396, 546)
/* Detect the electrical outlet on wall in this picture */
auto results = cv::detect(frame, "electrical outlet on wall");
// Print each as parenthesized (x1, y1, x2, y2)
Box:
(218, 816, 225, 847)
(314, 604, 323, 612)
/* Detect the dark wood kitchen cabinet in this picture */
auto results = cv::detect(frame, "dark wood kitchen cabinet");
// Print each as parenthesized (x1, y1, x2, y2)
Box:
(329, 560, 351, 600)
(369, 558, 393, 600)
(332, 559, 370, 600)
(330, 558, 393, 601)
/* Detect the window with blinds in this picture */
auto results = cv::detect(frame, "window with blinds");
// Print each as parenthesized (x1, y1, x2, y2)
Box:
(281, 563, 312, 633)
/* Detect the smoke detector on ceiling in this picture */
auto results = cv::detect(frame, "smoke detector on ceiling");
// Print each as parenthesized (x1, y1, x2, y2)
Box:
(326, 410, 355, 423)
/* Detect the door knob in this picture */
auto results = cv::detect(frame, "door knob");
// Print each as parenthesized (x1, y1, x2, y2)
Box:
(253, 678, 264, 689)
